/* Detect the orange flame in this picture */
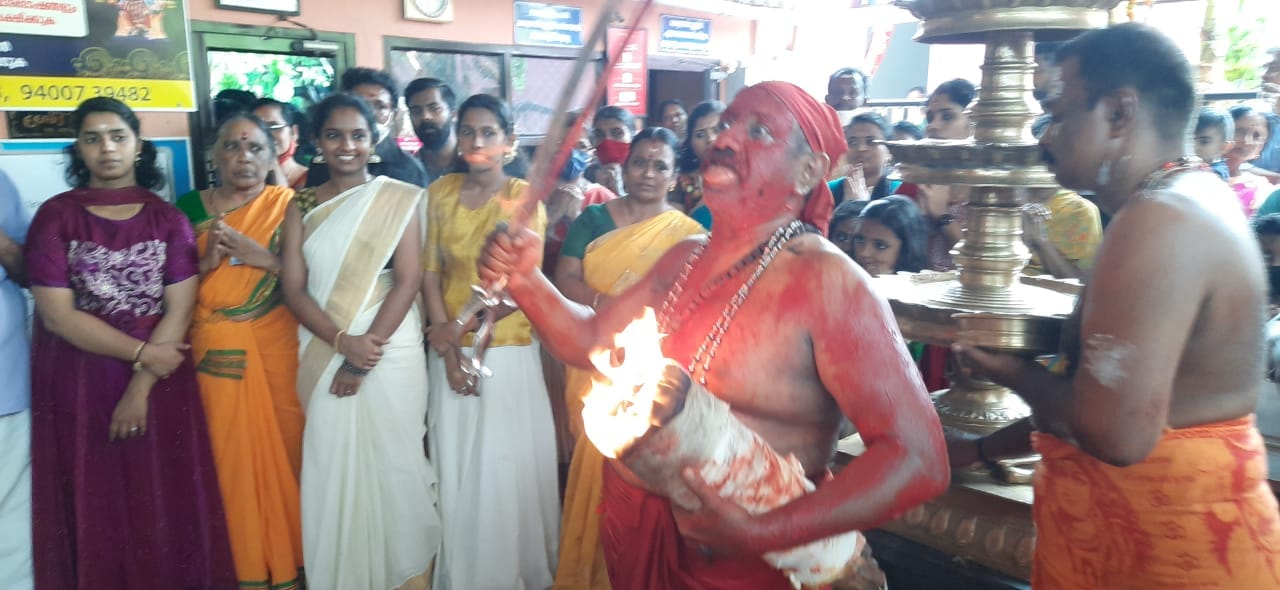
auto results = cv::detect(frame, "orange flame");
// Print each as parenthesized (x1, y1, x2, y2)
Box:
(582, 307, 669, 459)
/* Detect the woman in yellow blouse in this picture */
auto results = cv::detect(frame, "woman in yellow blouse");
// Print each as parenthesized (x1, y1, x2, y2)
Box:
(421, 94, 558, 590)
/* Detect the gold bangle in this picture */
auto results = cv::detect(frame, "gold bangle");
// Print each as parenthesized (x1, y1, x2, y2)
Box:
(131, 341, 146, 373)
(332, 329, 346, 351)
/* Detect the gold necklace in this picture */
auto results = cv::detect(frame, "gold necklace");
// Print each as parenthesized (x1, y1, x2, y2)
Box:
(659, 220, 808, 385)
(1137, 156, 1207, 195)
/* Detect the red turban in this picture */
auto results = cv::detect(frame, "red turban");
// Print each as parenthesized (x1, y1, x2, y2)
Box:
(755, 81, 847, 236)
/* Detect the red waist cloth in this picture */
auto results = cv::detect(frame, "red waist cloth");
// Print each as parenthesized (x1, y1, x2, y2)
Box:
(599, 462, 795, 590)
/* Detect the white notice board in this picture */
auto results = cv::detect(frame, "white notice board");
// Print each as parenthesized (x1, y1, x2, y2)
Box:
(0, 137, 194, 218)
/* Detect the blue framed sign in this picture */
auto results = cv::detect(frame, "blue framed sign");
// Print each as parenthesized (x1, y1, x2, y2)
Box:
(514, 2, 583, 48)
(658, 15, 711, 55)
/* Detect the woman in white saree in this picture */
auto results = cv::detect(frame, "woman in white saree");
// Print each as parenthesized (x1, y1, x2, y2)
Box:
(280, 93, 441, 590)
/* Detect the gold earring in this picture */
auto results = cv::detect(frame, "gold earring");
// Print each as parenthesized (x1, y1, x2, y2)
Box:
(368, 153, 383, 164)
(311, 153, 325, 164)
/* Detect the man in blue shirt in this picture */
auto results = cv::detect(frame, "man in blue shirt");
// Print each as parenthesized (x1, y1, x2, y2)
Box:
(0, 168, 32, 589)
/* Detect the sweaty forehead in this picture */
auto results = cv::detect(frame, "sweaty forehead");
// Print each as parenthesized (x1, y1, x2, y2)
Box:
(725, 88, 797, 136)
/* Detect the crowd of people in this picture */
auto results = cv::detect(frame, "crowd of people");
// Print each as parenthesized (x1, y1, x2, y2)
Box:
(1, 21, 1279, 590)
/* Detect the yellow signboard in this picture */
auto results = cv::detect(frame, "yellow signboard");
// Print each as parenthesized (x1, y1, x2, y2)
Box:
(0, 1, 195, 111)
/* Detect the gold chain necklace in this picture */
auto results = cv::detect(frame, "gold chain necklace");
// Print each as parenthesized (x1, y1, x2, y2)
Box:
(659, 219, 808, 385)
(1137, 156, 1207, 195)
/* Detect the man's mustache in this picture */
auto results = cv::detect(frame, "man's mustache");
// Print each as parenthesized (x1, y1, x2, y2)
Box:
(416, 123, 444, 137)
(706, 147, 737, 171)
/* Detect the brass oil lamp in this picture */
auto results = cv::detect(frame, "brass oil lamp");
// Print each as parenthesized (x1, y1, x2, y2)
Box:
(862, 0, 1121, 579)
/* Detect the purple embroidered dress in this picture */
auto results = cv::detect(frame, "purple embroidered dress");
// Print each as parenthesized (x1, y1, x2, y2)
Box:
(25, 187, 235, 589)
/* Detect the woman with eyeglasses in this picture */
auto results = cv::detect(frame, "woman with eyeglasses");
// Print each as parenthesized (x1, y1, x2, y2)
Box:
(253, 98, 310, 189)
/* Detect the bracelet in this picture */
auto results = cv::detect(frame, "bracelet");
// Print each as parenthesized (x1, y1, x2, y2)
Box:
(340, 360, 371, 376)
(332, 329, 346, 351)
(131, 341, 147, 373)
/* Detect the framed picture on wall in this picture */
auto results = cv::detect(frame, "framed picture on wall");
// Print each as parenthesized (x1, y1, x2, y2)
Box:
(405, 0, 454, 22)
(215, 0, 301, 16)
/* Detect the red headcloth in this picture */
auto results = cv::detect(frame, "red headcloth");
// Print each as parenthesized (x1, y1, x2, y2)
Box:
(755, 81, 847, 236)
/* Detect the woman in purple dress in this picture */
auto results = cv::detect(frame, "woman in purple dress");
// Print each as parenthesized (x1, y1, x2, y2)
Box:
(24, 97, 235, 589)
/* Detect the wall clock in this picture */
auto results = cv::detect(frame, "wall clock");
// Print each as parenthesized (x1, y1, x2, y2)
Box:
(406, 0, 454, 22)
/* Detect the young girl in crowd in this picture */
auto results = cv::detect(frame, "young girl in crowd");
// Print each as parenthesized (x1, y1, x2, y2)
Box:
(852, 195, 931, 276)
(1227, 104, 1275, 217)
(26, 97, 236, 588)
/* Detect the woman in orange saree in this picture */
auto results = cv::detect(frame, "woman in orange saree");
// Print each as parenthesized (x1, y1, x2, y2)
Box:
(178, 114, 304, 589)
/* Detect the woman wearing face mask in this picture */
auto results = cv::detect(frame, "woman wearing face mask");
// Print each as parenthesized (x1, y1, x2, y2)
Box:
(280, 93, 441, 590)
(592, 105, 635, 167)
(253, 98, 309, 189)
(176, 113, 306, 589)
(422, 94, 559, 590)
(671, 100, 725, 230)
(26, 97, 235, 588)
(551, 126, 705, 589)
(828, 112, 901, 205)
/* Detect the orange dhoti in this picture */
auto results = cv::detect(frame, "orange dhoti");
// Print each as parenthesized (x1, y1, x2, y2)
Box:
(1032, 415, 1280, 590)
(184, 185, 305, 588)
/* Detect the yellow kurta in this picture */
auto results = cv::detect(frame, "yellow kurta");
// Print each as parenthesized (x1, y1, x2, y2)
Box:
(1025, 190, 1102, 276)
(424, 173, 545, 347)
(554, 209, 706, 590)
(182, 185, 305, 589)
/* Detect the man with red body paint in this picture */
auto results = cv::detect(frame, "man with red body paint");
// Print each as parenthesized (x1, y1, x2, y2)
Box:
(479, 81, 949, 589)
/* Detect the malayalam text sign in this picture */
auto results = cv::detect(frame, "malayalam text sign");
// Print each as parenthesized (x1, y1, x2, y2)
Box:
(606, 27, 647, 117)
(514, 1, 583, 49)
(0, 0, 87, 37)
(658, 15, 710, 55)
(0, 0, 195, 111)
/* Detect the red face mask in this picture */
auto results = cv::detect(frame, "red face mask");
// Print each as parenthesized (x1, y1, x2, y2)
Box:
(277, 142, 297, 165)
(596, 138, 631, 166)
